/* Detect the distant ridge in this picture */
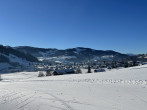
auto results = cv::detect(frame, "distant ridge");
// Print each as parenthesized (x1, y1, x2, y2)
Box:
(15, 46, 129, 63)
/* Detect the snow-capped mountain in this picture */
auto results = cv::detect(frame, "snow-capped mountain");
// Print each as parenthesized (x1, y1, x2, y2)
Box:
(15, 46, 128, 63)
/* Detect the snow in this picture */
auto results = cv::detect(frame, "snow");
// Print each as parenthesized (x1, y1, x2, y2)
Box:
(75, 47, 86, 54)
(0, 65, 147, 110)
(39, 50, 57, 57)
(8, 54, 29, 66)
(39, 51, 47, 57)
(38, 56, 76, 62)
(0, 53, 30, 67)
(101, 55, 114, 59)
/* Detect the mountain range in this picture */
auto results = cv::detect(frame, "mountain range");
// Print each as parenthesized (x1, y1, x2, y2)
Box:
(15, 46, 129, 63)
(2, 44, 146, 73)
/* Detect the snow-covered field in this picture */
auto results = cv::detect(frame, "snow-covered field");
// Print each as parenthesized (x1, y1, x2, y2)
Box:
(0, 65, 147, 110)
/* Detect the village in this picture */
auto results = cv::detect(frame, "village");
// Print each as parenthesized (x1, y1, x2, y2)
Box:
(34, 58, 146, 77)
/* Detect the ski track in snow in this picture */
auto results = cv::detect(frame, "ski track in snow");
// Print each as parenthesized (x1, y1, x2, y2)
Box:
(0, 89, 76, 110)
(48, 93, 75, 110)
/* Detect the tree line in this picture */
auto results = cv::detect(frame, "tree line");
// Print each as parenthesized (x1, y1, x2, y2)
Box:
(0, 45, 38, 62)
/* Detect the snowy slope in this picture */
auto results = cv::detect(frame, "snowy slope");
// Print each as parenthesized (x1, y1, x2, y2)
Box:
(7, 54, 30, 66)
(0, 65, 147, 110)
(0, 53, 31, 73)
(0, 45, 38, 73)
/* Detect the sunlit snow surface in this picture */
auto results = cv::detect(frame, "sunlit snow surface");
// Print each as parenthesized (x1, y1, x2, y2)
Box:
(0, 65, 147, 110)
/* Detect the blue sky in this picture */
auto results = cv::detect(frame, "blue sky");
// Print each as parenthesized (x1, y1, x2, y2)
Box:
(0, 0, 147, 54)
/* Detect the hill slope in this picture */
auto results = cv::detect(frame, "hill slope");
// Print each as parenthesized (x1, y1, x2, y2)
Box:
(15, 46, 128, 63)
(0, 45, 38, 73)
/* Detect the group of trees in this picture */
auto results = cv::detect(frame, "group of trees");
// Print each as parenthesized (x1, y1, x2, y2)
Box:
(0, 45, 38, 62)
(0, 54, 10, 63)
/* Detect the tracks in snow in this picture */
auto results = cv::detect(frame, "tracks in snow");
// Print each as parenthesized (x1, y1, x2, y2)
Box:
(25, 78, 147, 86)
(69, 79, 147, 86)
(0, 89, 76, 110)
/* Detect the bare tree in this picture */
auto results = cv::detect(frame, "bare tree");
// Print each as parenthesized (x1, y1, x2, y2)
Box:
(38, 71, 45, 77)
(76, 68, 82, 74)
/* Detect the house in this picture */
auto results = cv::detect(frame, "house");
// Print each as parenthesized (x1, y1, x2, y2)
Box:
(53, 69, 75, 75)
(94, 69, 105, 72)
